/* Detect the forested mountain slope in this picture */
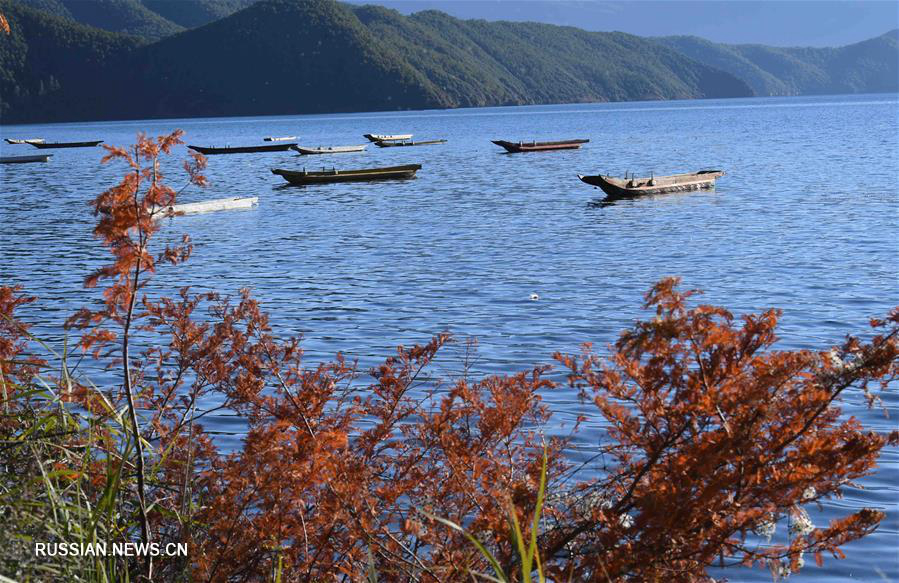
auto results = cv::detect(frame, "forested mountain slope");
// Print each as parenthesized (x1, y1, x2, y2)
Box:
(352, 6, 750, 107)
(657, 30, 899, 96)
(17, 0, 183, 40)
(0, 0, 142, 121)
(1, 0, 894, 124)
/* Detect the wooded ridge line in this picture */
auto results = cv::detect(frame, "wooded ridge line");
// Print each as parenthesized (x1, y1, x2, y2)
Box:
(0, 0, 896, 123)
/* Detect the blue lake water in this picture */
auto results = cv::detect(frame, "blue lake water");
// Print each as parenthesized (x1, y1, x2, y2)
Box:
(1, 94, 897, 580)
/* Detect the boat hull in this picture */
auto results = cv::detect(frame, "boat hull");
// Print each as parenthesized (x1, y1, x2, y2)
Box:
(188, 143, 296, 155)
(364, 134, 412, 142)
(0, 154, 52, 164)
(5, 138, 44, 145)
(272, 164, 421, 185)
(294, 145, 368, 155)
(578, 171, 725, 199)
(374, 139, 446, 148)
(493, 139, 588, 153)
(30, 140, 102, 149)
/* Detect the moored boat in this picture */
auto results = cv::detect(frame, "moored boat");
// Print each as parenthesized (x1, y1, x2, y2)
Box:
(364, 133, 413, 142)
(577, 170, 726, 199)
(272, 164, 421, 185)
(294, 144, 368, 155)
(5, 138, 45, 145)
(264, 136, 297, 142)
(0, 154, 52, 164)
(188, 143, 296, 155)
(374, 139, 446, 148)
(30, 140, 103, 149)
(492, 139, 589, 153)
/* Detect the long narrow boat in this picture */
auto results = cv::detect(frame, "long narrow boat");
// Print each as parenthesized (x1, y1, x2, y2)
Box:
(0, 154, 52, 164)
(272, 164, 421, 185)
(577, 170, 726, 199)
(492, 139, 589, 153)
(264, 136, 297, 142)
(294, 144, 368, 155)
(5, 138, 44, 145)
(363, 133, 412, 142)
(30, 140, 103, 149)
(374, 139, 446, 148)
(187, 143, 296, 155)
(155, 197, 258, 216)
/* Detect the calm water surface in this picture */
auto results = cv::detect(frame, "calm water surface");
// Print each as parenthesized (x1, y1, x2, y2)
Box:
(2, 94, 897, 580)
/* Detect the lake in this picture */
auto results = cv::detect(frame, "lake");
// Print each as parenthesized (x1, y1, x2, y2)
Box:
(1, 93, 897, 580)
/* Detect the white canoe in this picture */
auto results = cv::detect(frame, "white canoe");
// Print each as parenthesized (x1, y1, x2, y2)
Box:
(264, 136, 297, 142)
(155, 197, 258, 216)
(294, 144, 368, 155)
(0, 154, 52, 164)
(363, 133, 412, 142)
(4, 138, 45, 145)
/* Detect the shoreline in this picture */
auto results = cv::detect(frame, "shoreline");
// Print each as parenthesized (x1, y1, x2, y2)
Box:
(2, 90, 897, 129)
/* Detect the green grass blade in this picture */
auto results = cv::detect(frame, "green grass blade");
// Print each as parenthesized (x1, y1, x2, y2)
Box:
(420, 510, 508, 582)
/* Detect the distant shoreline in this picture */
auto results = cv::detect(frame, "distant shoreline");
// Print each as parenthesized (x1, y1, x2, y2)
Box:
(2, 91, 897, 129)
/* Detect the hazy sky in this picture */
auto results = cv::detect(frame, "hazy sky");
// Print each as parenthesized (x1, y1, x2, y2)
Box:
(343, 1, 899, 46)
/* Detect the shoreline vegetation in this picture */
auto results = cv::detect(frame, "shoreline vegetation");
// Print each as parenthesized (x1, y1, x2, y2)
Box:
(1, 131, 898, 581)
(0, 0, 896, 124)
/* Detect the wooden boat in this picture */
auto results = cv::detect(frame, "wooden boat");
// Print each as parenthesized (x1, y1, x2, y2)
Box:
(30, 140, 103, 149)
(187, 143, 296, 155)
(294, 144, 368, 155)
(272, 164, 421, 185)
(0, 154, 52, 164)
(578, 170, 726, 199)
(363, 133, 412, 142)
(374, 139, 446, 148)
(264, 136, 297, 142)
(155, 196, 258, 216)
(5, 138, 44, 145)
(492, 139, 588, 153)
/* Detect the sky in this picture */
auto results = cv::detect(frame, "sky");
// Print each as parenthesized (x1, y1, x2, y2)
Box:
(342, 0, 899, 46)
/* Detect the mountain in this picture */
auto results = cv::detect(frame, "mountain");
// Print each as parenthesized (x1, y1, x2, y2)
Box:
(92, 0, 442, 120)
(345, 1, 899, 49)
(657, 30, 899, 96)
(139, 0, 259, 29)
(17, 0, 183, 40)
(0, 0, 141, 121)
(0, 0, 752, 123)
(352, 5, 750, 107)
(1, 0, 896, 125)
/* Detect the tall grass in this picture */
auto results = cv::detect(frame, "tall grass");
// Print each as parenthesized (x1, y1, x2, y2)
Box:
(425, 447, 549, 583)
(0, 344, 146, 582)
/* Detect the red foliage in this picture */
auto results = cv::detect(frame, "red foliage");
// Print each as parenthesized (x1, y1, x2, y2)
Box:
(2, 132, 897, 582)
(0, 286, 42, 424)
(545, 279, 898, 580)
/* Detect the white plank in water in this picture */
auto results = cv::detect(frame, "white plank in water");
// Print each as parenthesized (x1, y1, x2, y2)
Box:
(156, 197, 258, 216)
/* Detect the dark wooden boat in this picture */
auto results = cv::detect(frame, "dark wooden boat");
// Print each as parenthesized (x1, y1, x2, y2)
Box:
(492, 139, 588, 153)
(187, 143, 296, 155)
(364, 133, 412, 142)
(374, 139, 446, 148)
(578, 170, 726, 199)
(30, 140, 103, 149)
(0, 154, 52, 164)
(272, 164, 421, 185)
(5, 138, 44, 145)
